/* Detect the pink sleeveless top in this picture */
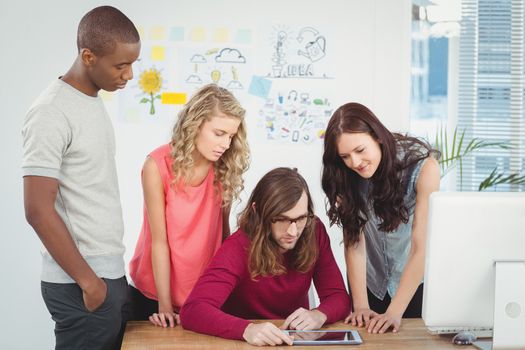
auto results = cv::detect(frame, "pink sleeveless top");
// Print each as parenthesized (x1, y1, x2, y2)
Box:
(129, 144, 223, 309)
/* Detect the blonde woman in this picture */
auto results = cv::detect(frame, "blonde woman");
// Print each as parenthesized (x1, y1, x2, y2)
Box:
(129, 84, 250, 327)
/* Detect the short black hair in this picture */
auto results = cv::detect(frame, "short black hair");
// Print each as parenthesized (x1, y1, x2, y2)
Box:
(77, 6, 140, 56)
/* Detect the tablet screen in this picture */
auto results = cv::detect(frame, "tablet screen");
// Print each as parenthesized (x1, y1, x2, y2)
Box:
(285, 330, 363, 345)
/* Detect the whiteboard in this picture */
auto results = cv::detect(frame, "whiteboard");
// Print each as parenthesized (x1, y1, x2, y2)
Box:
(102, 0, 413, 285)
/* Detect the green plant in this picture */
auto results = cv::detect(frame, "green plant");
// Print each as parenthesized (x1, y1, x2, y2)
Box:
(478, 168, 525, 191)
(431, 126, 523, 191)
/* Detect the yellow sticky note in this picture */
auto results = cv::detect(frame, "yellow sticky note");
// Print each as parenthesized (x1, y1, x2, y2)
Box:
(151, 46, 166, 61)
(190, 27, 206, 42)
(161, 92, 187, 105)
(213, 27, 229, 42)
(150, 26, 166, 40)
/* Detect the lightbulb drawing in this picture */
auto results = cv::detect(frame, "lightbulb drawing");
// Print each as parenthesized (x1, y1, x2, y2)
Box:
(270, 25, 292, 77)
(211, 69, 221, 83)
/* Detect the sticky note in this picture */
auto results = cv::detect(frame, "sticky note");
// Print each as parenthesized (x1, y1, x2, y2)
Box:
(170, 27, 184, 41)
(213, 27, 229, 42)
(235, 29, 252, 44)
(161, 92, 187, 105)
(248, 76, 272, 99)
(190, 27, 206, 42)
(150, 26, 166, 40)
(151, 46, 166, 61)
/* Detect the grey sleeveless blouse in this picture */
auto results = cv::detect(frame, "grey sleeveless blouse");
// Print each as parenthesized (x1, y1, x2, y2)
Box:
(360, 145, 427, 300)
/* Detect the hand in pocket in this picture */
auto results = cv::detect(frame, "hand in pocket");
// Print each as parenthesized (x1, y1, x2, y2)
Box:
(83, 278, 108, 312)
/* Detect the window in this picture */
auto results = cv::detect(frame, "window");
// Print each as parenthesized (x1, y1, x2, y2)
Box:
(457, 0, 524, 191)
(410, 0, 524, 191)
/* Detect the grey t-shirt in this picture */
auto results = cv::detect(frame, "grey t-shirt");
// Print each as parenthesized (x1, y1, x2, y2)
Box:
(361, 143, 428, 300)
(22, 79, 125, 283)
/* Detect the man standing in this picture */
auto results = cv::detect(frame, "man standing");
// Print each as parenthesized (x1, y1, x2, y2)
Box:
(22, 6, 140, 349)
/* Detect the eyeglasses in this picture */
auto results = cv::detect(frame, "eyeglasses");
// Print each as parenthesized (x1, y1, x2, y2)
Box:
(271, 214, 315, 231)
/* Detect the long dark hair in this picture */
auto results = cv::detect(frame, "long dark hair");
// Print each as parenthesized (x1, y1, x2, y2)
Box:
(322, 102, 438, 247)
(237, 167, 317, 279)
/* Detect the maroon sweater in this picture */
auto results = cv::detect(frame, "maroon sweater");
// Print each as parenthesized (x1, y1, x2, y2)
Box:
(180, 219, 351, 340)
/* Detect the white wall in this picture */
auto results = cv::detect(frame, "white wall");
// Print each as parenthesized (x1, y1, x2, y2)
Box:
(0, 0, 410, 348)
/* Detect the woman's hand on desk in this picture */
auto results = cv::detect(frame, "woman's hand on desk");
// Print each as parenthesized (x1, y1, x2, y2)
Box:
(148, 304, 180, 328)
(242, 322, 294, 346)
(281, 307, 327, 330)
(344, 308, 378, 328)
(366, 310, 402, 334)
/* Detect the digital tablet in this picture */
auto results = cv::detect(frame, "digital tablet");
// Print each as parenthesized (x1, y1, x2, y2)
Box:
(284, 329, 363, 345)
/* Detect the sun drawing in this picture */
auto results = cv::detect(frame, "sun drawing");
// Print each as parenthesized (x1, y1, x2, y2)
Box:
(138, 68, 163, 115)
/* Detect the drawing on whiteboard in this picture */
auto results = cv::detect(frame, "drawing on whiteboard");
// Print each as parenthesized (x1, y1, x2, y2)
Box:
(227, 66, 243, 89)
(190, 54, 207, 63)
(210, 67, 223, 83)
(266, 25, 332, 80)
(269, 26, 291, 78)
(297, 27, 326, 62)
(257, 89, 333, 143)
(186, 55, 206, 84)
(182, 46, 250, 90)
(138, 67, 163, 115)
(215, 48, 246, 63)
(113, 26, 254, 123)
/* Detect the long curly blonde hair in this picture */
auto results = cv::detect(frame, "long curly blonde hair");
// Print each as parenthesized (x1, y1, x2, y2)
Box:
(170, 84, 250, 206)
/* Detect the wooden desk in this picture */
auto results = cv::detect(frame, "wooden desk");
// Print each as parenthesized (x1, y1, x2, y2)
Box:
(122, 319, 476, 349)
